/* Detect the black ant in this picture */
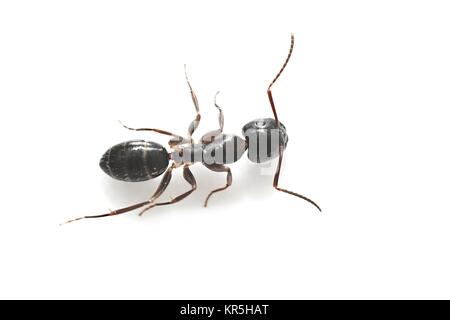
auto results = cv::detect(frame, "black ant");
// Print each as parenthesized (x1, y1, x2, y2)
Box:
(63, 34, 320, 224)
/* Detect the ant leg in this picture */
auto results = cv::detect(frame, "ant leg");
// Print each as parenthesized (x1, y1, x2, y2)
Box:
(213, 91, 224, 132)
(139, 165, 197, 215)
(273, 149, 321, 212)
(201, 91, 224, 144)
(147, 163, 176, 201)
(61, 201, 151, 225)
(118, 121, 187, 147)
(184, 65, 201, 139)
(203, 163, 232, 207)
(61, 165, 176, 224)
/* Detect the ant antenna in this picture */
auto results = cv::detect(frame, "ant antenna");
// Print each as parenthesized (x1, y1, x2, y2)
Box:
(268, 34, 321, 212)
(267, 33, 295, 125)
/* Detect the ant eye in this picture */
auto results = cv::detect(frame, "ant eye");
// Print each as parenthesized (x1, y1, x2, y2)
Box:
(256, 120, 266, 128)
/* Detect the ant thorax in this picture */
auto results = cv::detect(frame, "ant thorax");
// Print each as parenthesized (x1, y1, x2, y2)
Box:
(170, 142, 204, 165)
(170, 134, 247, 166)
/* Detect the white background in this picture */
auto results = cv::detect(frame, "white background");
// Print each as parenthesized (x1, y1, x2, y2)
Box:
(1, 0, 449, 299)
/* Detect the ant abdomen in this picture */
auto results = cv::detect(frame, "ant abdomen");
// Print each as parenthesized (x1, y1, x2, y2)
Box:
(99, 140, 170, 182)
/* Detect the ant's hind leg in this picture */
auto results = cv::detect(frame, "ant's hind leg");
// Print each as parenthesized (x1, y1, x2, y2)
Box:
(118, 121, 186, 147)
(61, 201, 151, 225)
(139, 165, 197, 215)
(147, 163, 176, 202)
(62, 165, 176, 225)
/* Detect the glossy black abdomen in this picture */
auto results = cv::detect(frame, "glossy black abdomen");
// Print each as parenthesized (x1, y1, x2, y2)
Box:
(99, 140, 169, 182)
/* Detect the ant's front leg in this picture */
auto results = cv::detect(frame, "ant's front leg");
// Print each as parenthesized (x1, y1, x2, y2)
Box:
(201, 91, 224, 144)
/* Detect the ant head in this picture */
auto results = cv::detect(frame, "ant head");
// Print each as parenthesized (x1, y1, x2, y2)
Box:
(242, 118, 288, 163)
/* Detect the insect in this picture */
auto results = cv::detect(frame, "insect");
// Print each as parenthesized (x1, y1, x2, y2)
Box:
(63, 34, 320, 224)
